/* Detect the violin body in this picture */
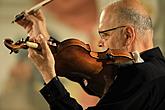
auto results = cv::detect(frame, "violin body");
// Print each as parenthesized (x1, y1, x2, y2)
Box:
(4, 37, 134, 97)
(53, 39, 102, 76)
(49, 38, 134, 97)
(51, 39, 104, 96)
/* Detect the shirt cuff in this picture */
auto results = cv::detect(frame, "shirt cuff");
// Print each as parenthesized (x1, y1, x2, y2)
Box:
(40, 76, 69, 104)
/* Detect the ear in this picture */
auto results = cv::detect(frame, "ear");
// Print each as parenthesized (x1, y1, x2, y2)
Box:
(123, 26, 136, 47)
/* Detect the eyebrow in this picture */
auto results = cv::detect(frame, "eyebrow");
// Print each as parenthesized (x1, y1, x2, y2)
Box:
(98, 26, 126, 34)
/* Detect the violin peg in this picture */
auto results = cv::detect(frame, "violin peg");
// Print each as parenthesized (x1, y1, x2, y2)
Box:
(10, 50, 13, 54)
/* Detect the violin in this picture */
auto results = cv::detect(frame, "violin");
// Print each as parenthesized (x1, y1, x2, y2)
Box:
(3, 0, 135, 97)
(4, 37, 134, 97)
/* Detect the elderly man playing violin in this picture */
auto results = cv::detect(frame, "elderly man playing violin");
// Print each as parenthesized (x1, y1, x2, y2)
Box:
(16, 0, 165, 109)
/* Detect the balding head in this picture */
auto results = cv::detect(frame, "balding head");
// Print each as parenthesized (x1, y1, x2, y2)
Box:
(98, 0, 153, 53)
(99, 0, 152, 32)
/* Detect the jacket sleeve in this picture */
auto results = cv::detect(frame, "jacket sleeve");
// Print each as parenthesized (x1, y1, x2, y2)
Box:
(40, 77, 83, 110)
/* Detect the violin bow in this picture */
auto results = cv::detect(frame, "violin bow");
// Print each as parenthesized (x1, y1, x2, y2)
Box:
(12, 0, 53, 23)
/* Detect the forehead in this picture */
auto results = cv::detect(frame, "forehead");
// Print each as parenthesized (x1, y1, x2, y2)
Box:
(98, 7, 118, 31)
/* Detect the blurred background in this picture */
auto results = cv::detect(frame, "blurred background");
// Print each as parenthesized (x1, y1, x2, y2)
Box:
(0, 0, 164, 110)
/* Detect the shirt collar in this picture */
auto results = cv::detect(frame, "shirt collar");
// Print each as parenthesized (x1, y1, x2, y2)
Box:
(140, 47, 164, 61)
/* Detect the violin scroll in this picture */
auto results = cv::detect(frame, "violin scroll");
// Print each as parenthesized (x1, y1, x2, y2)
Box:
(3, 36, 59, 54)
(4, 37, 29, 54)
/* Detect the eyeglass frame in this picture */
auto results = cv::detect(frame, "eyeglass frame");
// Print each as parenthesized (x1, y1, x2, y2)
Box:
(98, 26, 126, 39)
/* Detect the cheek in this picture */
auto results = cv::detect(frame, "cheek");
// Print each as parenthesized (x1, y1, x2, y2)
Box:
(106, 39, 116, 48)
(106, 36, 125, 49)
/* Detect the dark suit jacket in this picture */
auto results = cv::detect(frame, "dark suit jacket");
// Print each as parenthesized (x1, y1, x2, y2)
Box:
(40, 47, 165, 110)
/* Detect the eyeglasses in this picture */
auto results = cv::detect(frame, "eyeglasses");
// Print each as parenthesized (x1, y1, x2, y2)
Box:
(98, 26, 126, 39)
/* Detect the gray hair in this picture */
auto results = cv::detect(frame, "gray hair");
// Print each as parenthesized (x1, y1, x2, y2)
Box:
(117, 8, 153, 34)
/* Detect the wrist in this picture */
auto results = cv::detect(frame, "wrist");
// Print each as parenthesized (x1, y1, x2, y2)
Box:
(41, 71, 56, 84)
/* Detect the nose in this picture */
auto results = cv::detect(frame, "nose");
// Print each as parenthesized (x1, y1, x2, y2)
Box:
(98, 39, 104, 47)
